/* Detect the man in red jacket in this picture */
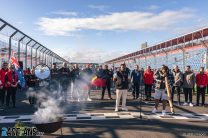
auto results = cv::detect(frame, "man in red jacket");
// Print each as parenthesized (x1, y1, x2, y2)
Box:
(5, 65, 18, 108)
(144, 66, 154, 101)
(196, 67, 208, 106)
(0, 62, 9, 106)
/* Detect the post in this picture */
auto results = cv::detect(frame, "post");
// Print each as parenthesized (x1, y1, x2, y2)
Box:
(31, 43, 37, 68)
(18, 36, 26, 61)
(8, 31, 18, 60)
(25, 40, 32, 69)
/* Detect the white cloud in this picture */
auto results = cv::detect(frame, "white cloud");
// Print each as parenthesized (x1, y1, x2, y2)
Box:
(50, 11, 78, 16)
(36, 8, 194, 36)
(148, 5, 159, 10)
(51, 47, 129, 63)
(88, 5, 110, 11)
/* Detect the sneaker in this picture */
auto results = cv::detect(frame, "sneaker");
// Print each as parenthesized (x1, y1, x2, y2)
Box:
(87, 98, 92, 101)
(152, 108, 157, 114)
(189, 103, 194, 107)
(115, 108, 119, 112)
(183, 102, 188, 106)
(195, 104, 199, 106)
(162, 110, 166, 116)
(121, 107, 128, 111)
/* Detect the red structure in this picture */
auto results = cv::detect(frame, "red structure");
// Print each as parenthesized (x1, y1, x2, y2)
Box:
(105, 27, 208, 64)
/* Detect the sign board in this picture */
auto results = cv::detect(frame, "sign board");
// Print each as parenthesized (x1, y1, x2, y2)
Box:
(141, 42, 148, 50)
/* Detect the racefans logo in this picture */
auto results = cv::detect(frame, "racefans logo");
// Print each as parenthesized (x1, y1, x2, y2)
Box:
(1, 127, 44, 137)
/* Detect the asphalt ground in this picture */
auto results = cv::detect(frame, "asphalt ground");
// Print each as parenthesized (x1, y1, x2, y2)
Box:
(0, 88, 208, 138)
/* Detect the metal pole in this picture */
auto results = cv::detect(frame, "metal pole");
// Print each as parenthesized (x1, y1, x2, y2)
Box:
(25, 40, 32, 69)
(39, 47, 45, 64)
(18, 35, 26, 61)
(182, 49, 185, 72)
(46, 51, 51, 66)
(31, 43, 37, 68)
(200, 40, 208, 69)
(43, 49, 48, 64)
(154, 54, 156, 69)
(0, 24, 6, 31)
(35, 45, 41, 66)
(8, 31, 18, 60)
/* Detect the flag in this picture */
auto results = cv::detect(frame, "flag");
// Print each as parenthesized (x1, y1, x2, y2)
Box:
(91, 76, 106, 87)
(10, 52, 25, 88)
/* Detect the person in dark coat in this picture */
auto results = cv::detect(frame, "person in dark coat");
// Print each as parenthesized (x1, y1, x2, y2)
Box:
(51, 63, 60, 81)
(27, 69, 39, 105)
(114, 64, 129, 112)
(131, 65, 141, 99)
(101, 65, 113, 100)
(71, 64, 81, 99)
(50, 63, 60, 90)
(59, 62, 71, 102)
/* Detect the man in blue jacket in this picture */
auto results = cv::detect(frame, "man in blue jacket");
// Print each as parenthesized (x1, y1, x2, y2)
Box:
(131, 65, 142, 99)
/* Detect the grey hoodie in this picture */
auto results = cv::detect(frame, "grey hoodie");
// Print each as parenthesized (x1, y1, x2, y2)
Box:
(183, 71, 196, 88)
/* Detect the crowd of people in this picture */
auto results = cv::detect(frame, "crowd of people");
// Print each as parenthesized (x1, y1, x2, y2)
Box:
(112, 64, 207, 114)
(0, 61, 207, 115)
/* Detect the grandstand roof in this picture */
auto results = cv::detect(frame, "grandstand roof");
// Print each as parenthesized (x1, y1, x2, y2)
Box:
(106, 27, 208, 63)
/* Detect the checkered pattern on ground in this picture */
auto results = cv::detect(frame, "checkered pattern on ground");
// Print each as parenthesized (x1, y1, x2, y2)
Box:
(0, 112, 208, 124)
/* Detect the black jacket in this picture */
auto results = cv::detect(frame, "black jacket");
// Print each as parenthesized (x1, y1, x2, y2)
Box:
(71, 68, 80, 82)
(51, 68, 60, 80)
(100, 69, 113, 81)
(59, 67, 71, 83)
(114, 71, 129, 90)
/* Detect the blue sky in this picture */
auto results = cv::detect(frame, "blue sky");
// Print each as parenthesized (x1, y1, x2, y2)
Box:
(0, 0, 208, 63)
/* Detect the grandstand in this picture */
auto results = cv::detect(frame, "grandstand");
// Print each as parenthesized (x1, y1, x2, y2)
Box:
(105, 27, 208, 72)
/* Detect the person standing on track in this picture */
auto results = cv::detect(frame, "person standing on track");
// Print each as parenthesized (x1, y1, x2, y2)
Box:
(144, 66, 154, 101)
(131, 65, 142, 99)
(183, 66, 195, 107)
(5, 65, 18, 108)
(71, 64, 81, 99)
(81, 64, 94, 101)
(172, 65, 183, 105)
(152, 65, 172, 116)
(59, 62, 71, 102)
(196, 67, 208, 106)
(0, 62, 9, 106)
(101, 65, 113, 100)
(114, 64, 129, 112)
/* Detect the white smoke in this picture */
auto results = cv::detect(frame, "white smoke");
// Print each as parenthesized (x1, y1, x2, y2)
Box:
(28, 72, 95, 124)
(29, 87, 64, 124)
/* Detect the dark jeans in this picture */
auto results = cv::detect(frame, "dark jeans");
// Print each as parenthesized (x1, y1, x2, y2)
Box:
(6, 87, 17, 107)
(183, 88, 192, 103)
(171, 86, 181, 104)
(0, 88, 6, 105)
(145, 84, 152, 99)
(102, 80, 111, 99)
(28, 87, 37, 104)
(207, 84, 208, 94)
(132, 82, 140, 98)
(197, 87, 206, 105)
